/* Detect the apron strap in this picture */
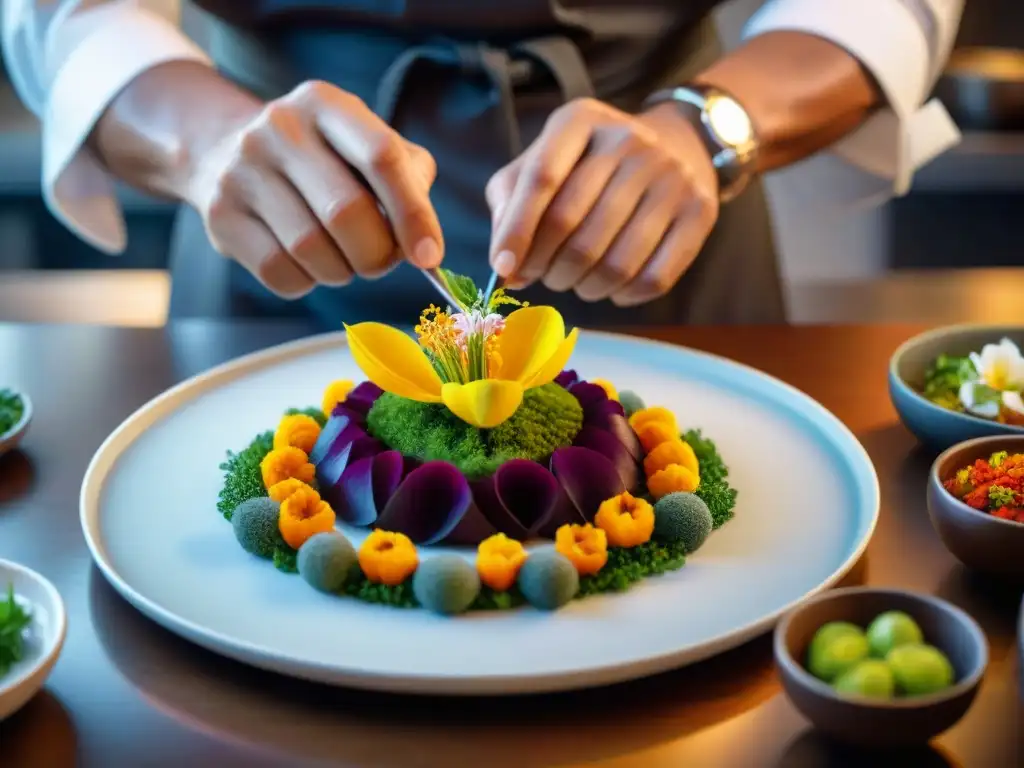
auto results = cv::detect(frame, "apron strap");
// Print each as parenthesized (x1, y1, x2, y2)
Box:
(374, 35, 595, 160)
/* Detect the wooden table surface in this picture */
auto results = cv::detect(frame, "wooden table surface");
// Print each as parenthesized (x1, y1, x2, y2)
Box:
(0, 321, 1021, 768)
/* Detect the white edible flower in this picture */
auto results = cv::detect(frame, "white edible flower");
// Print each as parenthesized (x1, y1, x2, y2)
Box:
(1002, 390, 1024, 418)
(970, 338, 1024, 391)
(959, 380, 1002, 419)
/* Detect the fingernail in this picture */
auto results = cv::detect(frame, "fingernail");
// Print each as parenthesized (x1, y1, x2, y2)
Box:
(493, 250, 516, 277)
(414, 238, 442, 268)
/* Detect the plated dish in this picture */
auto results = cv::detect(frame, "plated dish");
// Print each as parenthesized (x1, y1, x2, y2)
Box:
(81, 292, 877, 694)
(217, 274, 737, 615)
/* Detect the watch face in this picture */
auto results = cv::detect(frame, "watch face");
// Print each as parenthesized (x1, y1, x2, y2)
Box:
(704, 94, 754, 149)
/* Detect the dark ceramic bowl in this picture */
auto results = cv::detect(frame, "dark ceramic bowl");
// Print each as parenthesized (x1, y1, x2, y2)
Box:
(889, 324, 1024, 452)
(775, 587, 987, 748)
(927, 435, 1024, 582)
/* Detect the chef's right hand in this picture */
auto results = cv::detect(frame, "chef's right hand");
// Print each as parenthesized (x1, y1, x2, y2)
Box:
(186, 80, 442, 299)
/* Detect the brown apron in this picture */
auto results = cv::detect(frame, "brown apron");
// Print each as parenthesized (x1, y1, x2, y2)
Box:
(168, 0, 787, 327)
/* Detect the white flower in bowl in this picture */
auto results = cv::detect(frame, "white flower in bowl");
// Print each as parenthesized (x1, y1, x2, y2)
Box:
(969, 338, 1024, 391)
(959, 338, 1024, 418)
(959, 380, 1002, 418)
(1002, 390, 1024, 419)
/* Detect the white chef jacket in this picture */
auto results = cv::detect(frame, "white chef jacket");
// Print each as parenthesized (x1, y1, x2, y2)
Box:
(2, 0, 964, 254)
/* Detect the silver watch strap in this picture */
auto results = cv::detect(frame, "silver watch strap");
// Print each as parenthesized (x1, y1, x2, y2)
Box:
(642, 85, 759, 203)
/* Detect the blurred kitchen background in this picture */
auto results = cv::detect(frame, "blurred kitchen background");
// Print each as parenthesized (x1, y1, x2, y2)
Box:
(0, 0, 1021, 326)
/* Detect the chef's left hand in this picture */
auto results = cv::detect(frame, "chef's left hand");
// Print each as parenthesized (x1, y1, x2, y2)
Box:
(487, 98, 719, 306)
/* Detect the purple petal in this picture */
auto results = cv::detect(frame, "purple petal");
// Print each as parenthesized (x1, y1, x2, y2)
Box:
(555, 370, 579, 389)
(349, 381, 384, 402)
(314, 423, 369, 486)
(550, 446, 626, 522)
(493, 459, 561, 536)
(310, 411, 361, 465)
(471, 476, 531, 540)
(347, 435, 386, 465)
(584, 410, 643, 462)
(323, 450, 403, 527)
(375, 461, 472, 545)
(441, 503, 499, 545)
(569, 381, 609, 412)
(327, 404, 366, 426)
(343, 382, 384, 416)
(591, 398, 626, 418)
(572, 425, 639, 489)
(536, 491, 586, 539)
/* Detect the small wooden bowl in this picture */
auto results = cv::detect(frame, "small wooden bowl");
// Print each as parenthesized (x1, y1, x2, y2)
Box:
(927, 435, 1024, 582)
(775, 588, 987, 747)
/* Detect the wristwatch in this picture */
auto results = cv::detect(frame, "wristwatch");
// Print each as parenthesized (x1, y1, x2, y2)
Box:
(642, 84, 760, 203)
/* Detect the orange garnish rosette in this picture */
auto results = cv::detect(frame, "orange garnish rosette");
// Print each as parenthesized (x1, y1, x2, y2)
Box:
(476, 533, 528, 591)
(635, 420, 678, 453)
(648, 465, 700, 499)
(278, 485, 336, 549)
(261, 446, 316, 489)
(322, 379, 355, 416)
(555, 523, 608, 575)
(629, 406, 678, 435)
(643, 439, 699, 477)
(594, 491, 655, 548)
(273, 413, 322, 454)
(268, 477, 309, 503)
(358, 530, 419, 585)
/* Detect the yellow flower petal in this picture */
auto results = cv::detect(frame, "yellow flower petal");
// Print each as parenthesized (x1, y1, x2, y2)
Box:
(442, 380, 524, 428)
(523, 327, 580, 389)
(496, 307, 568, 384)
(345, 322, 443, 402)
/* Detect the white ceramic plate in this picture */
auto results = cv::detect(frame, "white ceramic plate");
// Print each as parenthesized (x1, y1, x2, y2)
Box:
(81, 331, 879, 695)
(0, 559, 66, 720)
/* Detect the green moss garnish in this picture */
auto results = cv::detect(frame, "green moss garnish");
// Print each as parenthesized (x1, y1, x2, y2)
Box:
(365, 382, 584, 479)
(577, 540, 687, 595)
(217, 430, 273, 519)
(273, 546, 299, 573)
(683, 428, 738, 529)
(0, 389, 24, 436)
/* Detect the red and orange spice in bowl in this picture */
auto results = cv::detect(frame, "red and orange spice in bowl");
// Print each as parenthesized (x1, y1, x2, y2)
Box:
(943, 450, 1024, 523)
(927, 435, 1024, 582)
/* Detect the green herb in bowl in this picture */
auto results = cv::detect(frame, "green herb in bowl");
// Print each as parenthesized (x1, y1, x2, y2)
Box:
(0, 389, 25, 436)
(0, 583, 31, 678)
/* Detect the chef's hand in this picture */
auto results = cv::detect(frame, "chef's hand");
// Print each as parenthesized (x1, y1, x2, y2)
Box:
(487, 98, 718, 306)
(187, 80, 442, 298)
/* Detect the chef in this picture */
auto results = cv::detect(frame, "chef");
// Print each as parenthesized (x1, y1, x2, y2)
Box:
(4, 0, 963, 327)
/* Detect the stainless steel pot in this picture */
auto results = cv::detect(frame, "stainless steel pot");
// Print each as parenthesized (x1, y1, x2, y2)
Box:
(934, 47, 1024, 131)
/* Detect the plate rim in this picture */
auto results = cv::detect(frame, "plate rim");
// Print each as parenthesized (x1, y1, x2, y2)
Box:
(80, 328, 880, 695)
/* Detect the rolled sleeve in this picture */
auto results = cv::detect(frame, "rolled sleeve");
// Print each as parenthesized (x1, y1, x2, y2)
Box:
(743, 0, 963, 195)
(3, 2, 211, 253)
